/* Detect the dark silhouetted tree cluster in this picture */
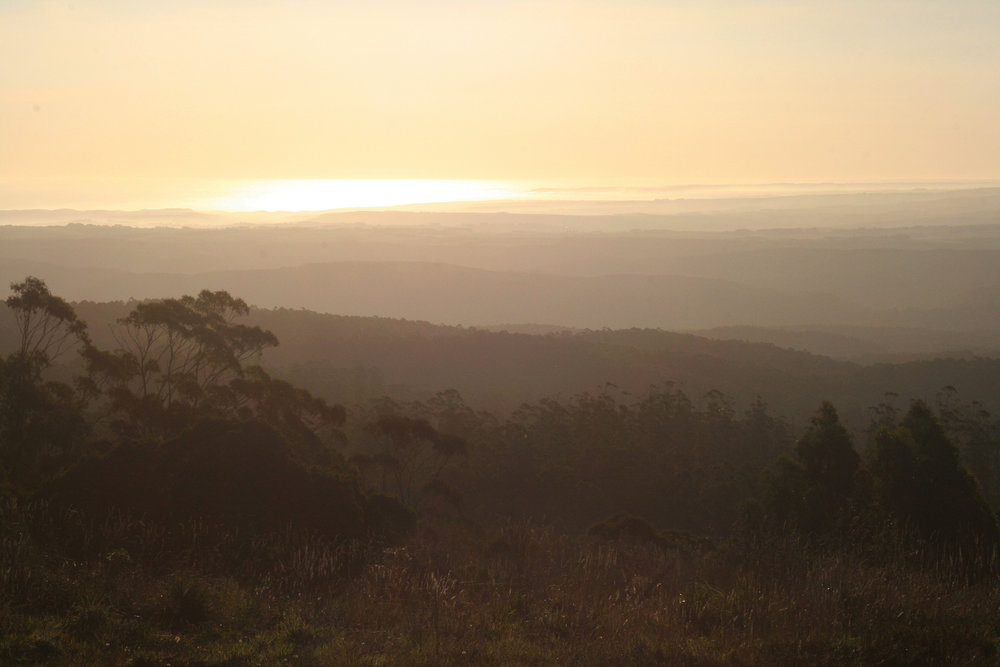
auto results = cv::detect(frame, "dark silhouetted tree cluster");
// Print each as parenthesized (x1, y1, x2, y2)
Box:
(348, 399, 470, 514)
(414, 384, 793, 533)
(81, 289, 286, 439)
(870, 400, 998, 548)
(0, 278, 91, 487)
(763, 398, 998, 553)
(0, 277, 405, 545)
(762, 401, 861, 533)
(5, 276, 1000, 559)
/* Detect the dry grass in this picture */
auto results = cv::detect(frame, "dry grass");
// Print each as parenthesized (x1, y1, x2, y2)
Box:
(2, 500, 1000, 665)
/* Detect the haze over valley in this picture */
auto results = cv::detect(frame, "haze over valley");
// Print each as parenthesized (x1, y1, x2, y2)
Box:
(5, 186, 1000, 363)
(5, 1, 1000, 663)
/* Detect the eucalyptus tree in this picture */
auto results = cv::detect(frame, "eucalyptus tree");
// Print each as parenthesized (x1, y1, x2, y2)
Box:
(1, 277, 90, 484)
(84, 290, 280, 438)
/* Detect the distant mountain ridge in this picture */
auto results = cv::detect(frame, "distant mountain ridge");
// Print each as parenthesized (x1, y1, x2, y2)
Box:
(5, 214, 1000, 366)
(7, 254, 1000, 337)
(0, 257, 879, 330)
(5, 301, 1000, 431)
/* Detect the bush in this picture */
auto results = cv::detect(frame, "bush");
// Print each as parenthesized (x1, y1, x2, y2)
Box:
(45, 419, 412, 543)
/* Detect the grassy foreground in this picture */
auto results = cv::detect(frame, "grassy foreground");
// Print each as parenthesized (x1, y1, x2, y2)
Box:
(3, 501, 1000, 666)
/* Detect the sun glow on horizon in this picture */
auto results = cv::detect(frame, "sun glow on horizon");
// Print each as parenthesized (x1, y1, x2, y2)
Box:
(5, 3, 1000, 195)
(205, 179, 524, 212)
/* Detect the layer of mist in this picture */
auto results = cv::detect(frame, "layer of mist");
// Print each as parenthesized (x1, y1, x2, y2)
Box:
(3, 186, 1000, 362)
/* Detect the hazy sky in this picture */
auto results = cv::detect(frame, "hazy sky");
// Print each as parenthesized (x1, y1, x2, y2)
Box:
(3, 1, 1000, 208)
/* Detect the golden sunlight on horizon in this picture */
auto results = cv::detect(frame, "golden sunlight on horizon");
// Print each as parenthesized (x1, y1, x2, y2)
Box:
(3, 1, 1000, 203)
(203, 180, 525, 212)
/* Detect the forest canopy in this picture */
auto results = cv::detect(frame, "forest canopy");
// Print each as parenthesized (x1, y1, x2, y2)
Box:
(3, 276, 1000, 664)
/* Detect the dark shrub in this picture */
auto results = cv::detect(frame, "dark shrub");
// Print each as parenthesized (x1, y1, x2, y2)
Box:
(45, 419, 412, 542)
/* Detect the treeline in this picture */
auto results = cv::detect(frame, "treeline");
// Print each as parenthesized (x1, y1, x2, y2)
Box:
(4, 276, 1000, 552)
(8, 298, 1000, 429)
(359, 386, 791, 534)
(759, 400, 998, 558)
(6, 277, 1000, 664)
(2, 279, 333, 475)
(0, 277, 422, 546)
(353, 385, 1000, 557)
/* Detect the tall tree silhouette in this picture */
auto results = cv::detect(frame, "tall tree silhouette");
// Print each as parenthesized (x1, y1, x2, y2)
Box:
(763, 401, 860, 533)
(1, 277, 89, 484)
(871, 400, 998, 547)
(84, 290, 278, 438)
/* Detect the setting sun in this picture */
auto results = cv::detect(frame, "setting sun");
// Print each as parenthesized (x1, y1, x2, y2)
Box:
(4, 1, 1000, 661)
(204, 179, 523, 212)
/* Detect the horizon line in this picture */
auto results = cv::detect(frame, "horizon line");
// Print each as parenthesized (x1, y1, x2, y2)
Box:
(3, 179, 1000, 216)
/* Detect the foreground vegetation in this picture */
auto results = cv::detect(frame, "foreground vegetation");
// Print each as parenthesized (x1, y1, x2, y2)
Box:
(4, 502, 1000, 666)
(4, 277, 1000, 664)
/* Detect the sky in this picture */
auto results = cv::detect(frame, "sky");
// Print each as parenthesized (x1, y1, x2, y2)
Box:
(2, 0, 1000, 210)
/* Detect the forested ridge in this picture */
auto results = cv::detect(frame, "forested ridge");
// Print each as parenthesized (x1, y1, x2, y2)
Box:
(3, 277, 1000, 664)
(8, 214, 1000, 343)
(7, 298, 1000, 426)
